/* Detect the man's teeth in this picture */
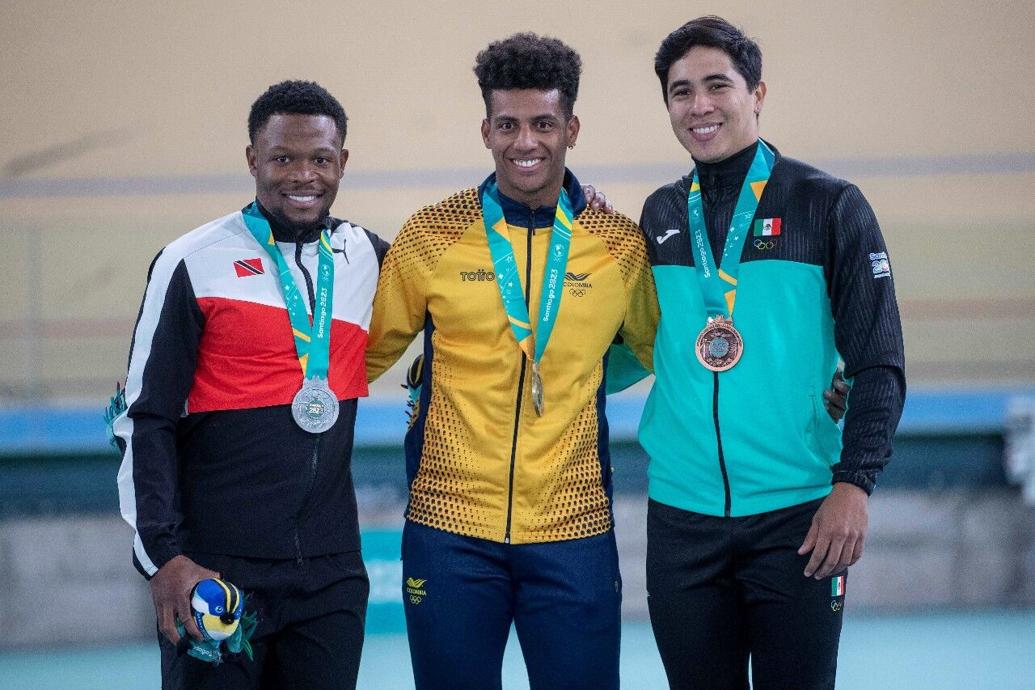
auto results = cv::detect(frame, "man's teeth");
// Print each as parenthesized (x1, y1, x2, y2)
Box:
(514, 159, 541, 168)
(289, 195, 316, 202)
(693, 124, 720, 135)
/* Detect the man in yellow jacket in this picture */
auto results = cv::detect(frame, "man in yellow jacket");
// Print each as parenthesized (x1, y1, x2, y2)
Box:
(366, 32, 657, 690)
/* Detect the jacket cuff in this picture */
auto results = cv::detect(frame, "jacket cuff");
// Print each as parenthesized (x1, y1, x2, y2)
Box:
(831, 469, 876, 495)
(133, 538, 181, 579)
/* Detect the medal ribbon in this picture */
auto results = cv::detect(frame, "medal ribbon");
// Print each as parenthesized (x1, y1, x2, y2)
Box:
(480, 182, 574, 365)
(241, 203, 335, 380)
(687, 141, 775, 318)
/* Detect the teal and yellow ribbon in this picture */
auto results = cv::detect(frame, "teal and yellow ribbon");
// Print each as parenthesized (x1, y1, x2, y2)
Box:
(480, 183, 574, 365)
(687, 141, 775, 319)
(241, 203, 335, 381)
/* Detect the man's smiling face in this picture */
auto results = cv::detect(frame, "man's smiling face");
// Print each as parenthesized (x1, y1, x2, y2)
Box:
(247, 113, 347, 231)
(665, 45, 765, 164)
(481, 88, 579, 209)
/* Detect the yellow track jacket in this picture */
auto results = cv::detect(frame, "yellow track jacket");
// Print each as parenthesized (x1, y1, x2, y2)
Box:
(367, 172, 657, 544)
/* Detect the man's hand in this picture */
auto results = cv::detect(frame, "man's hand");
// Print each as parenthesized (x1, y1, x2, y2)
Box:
(823, 369, 850, 422)
(150, 555, 220, 644)
(581, 184, 614, 213)
(798, 482, 868, 579)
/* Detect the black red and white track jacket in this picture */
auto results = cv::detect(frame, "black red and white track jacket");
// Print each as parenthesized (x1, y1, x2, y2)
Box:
(114, 204, 388, 577)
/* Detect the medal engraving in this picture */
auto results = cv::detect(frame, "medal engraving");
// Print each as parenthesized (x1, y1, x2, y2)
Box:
(291, 376, 340, 433)
(695, 316, 744, 372)
(531, 361, 545, 417)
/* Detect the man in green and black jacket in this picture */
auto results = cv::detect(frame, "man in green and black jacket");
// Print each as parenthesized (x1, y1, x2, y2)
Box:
(639, 16, 905, 690)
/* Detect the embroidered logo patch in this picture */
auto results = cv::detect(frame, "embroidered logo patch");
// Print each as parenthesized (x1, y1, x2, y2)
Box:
(656, 228, 680, 244)
(459, 269, 496, 282)
(869, 252, 891, 279)
(233, 258, 264, 277)
(753, 218, 781, 236)
(563, 272, 593, 297)
(405, 577, 428, 605)
(830, 573, 846, 611)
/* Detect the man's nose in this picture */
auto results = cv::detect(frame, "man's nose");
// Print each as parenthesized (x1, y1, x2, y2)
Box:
(515, 124, 537, 149)
(689, 93, 715, 116)
(290, 160, 317, 182)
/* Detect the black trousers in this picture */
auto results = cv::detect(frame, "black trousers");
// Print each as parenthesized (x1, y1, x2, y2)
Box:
(646, 498, 845, 690)
(159, 551, 369, 690)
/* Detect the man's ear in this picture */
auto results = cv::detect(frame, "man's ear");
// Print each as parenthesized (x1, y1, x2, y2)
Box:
(566, 114, 580, 146)
(481, 118, 491, 148)
(246, 145, 257, 177)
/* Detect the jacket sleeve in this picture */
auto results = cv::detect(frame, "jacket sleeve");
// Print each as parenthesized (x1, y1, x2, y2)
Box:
(114, 251, 204, 577)
(607, 227, 659, 393)
(826, 183, 906, 493)
(365, 219, 433, 382)
(363, 228, 391, 267)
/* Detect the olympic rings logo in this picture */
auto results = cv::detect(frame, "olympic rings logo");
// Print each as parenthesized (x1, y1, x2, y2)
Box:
(753, 239, 775, 251)
(569, 288, 586, 297)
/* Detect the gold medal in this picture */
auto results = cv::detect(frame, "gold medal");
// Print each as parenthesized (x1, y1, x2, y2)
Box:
(695, 315, 743, 372)
(531, 361, 544, 416)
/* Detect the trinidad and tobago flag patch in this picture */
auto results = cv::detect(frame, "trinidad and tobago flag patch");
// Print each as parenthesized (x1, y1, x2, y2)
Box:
(233, 258, 264, 278)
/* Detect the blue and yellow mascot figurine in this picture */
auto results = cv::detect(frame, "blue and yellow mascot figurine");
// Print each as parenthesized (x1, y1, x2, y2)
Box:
(176, 578, 256, 664)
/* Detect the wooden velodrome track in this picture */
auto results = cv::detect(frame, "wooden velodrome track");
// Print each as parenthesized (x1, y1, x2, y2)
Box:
(1, 1, 1033, 400)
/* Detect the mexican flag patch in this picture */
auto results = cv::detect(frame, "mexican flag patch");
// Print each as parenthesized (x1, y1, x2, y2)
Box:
(753, 218, 781, 236)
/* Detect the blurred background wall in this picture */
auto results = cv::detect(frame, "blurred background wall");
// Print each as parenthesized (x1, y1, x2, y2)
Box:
(1, 0, 1034, 652)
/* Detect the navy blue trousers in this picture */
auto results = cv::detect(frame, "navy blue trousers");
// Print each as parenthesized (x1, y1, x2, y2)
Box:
(402, 521, 622, 690)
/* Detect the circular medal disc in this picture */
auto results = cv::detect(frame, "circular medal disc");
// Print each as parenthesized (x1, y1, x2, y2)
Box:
(530, 362, 545, 417)
(291, 378, 340, 433)
(695, 317, 744, 372)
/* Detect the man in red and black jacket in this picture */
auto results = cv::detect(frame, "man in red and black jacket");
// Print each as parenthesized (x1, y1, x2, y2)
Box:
(113, 80, 388, 689)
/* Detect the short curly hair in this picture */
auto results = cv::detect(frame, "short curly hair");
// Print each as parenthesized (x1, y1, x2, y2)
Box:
(248, 80, 348, 145)
(474, 33, 581, 119)
(655, 16, 762, 104)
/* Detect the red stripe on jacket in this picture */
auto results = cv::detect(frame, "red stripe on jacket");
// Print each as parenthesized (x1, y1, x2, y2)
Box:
(189, 297, 368, 413)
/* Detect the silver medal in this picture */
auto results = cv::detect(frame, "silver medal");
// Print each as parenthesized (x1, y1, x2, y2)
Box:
(291, 376, 340, 433)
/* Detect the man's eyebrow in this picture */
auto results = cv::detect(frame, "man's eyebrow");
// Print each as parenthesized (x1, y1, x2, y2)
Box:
(703, 73, 735, 84)
(267, 145, 339, 153)
(667, 78, 692, 93)
(669, 74, 735, 93)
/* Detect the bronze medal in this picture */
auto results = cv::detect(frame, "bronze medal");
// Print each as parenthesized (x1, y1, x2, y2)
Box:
(695, 316, 743, 372)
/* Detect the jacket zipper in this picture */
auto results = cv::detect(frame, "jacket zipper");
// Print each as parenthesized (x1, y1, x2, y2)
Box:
(293, 239, 321, 566)
(295, 241, 317, 312)
(295, 437, 321, 565)
(712, 372, 733, 517)
(503, 223, 535, 544)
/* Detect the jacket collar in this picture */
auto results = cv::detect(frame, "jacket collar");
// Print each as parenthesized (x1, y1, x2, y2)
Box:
(682, 138, 782, 193)
(477, 169, 587, 230)
(249, 200, 336, 244)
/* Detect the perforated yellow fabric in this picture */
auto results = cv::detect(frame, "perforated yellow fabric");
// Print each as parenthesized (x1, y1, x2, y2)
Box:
(367, 188, 658, 544)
